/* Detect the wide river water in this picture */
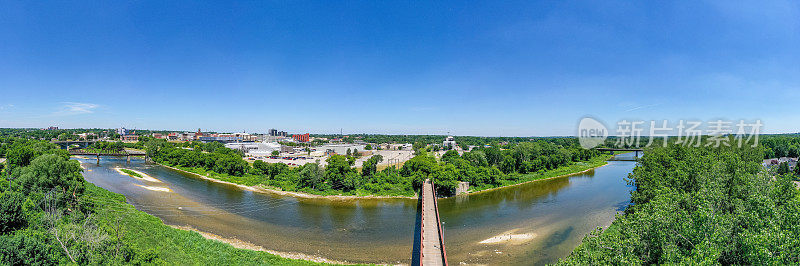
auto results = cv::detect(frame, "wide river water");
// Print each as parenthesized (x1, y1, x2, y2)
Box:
(76, 153, 636, 265)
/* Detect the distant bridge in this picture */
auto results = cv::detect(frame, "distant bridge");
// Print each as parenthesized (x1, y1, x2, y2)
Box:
(418, 179, 448, 266)
(69, 149, 147, 163)
(595, 148, 644, 157)
(52, 140, 100, 149)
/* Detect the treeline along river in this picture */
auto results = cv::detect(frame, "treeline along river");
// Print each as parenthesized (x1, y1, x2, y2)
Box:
(76, 153, 637, 265)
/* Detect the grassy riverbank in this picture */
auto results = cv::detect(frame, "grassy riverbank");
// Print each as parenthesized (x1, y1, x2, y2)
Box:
(85, 183, 342, 265)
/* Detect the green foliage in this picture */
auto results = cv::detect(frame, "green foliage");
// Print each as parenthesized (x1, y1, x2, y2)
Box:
(0, 190, 27, 233)
(557, 144, 800, 265)
(777, 161, 791, 175)
(0, 232, 61, 265)
(119, 169, 142, 178)
(361, 155, 383, 177)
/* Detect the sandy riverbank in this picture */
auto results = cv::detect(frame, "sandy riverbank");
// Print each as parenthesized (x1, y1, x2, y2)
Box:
(169, 225, 376, 265)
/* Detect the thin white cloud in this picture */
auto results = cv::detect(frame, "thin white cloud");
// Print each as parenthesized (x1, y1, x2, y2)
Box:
(55, 102, 99, 116)
(625, 103, 660, 112)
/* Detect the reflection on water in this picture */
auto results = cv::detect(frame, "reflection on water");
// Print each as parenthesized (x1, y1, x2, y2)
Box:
(78, 156, 634, 265)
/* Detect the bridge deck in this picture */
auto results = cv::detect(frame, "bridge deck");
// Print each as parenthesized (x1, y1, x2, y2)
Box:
(420, 179, 447, 266)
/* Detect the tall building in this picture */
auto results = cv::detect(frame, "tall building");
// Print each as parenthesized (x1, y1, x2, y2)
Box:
(117, 127, 127, 136)
(268, 128, 278, 136)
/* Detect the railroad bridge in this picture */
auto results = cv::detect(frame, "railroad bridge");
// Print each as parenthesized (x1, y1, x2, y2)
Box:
(68, 149, 147, 163)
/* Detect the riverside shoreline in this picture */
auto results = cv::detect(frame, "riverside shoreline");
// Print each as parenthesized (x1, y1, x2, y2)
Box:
(154, 158, 610, 200)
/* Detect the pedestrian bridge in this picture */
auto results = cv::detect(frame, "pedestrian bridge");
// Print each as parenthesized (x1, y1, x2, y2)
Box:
(418, 179, 448, 266)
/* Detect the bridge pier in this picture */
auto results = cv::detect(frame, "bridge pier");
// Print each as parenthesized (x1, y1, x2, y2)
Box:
(96, 154, 100, 165)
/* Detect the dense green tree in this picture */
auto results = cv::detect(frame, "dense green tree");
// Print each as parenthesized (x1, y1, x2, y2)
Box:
(361, 155, 384, 177)
(14, 154, 85, 206)
(778, 161, 790, 175)
(0, 190, 27, 233)
(558, 144, 800, 265)
(325, 155, 354, 190)
(5, 145, 36, 168)
(0, 233, 61, 265)
(441, 150, 460, 164)
(298, 163, 324, 190)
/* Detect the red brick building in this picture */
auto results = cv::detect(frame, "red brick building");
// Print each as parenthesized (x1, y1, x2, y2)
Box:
(292, 133, 310, 142)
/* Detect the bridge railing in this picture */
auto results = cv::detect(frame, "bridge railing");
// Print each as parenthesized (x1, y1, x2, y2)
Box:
(420, 181, 426, 266)
(430, 180, 448, 266)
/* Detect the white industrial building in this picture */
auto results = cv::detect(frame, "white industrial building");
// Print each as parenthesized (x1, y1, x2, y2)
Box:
(225, 141, 282, 156)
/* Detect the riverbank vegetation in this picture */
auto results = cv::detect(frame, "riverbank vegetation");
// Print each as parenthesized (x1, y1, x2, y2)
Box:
(0, 137, 331, 265)
(144, 139, 605, 197)
(557, 143, 800, 265)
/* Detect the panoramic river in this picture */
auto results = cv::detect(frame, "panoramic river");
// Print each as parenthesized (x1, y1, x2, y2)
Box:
(76, 153, 636, 265)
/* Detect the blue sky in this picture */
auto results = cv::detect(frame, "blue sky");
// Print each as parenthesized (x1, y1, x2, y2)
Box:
(1, 1, 798, 136)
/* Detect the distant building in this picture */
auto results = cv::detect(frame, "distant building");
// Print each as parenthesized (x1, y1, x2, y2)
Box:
(117, 127, 128, 136)
(178, 132, 194, 141)
(194, 128, 205, 139)
(268, 129, 278, 136)
(46, 126, 59, 130)
(292, 133, 310, 142)
(225, 141, 281, 155)
(122, 135, 139, 142)
(152, 133, 165, 139)
(278, 131, 288, 137)
(443, 136, 457, 149)
(199, 136, 241, 143)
